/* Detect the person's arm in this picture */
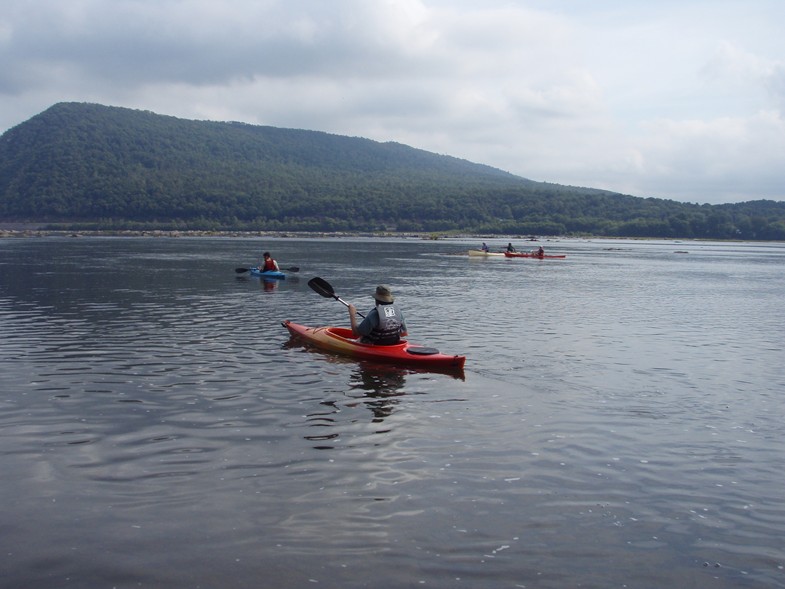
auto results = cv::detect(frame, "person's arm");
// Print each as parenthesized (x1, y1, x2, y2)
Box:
(349, 306, 377, 337)
(273, 260, 280, 270)
(348, 304, 361, 336)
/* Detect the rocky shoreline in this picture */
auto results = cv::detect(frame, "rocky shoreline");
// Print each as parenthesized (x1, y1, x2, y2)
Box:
(0, 227, 446, 240)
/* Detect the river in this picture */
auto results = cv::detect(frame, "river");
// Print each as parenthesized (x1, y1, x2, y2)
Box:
(1, 235, 783, 588)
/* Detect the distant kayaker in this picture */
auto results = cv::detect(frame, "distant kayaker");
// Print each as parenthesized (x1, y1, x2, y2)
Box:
(348, 285, 408, 346)
(481, 242, 489, 252)
(506, 242, 516, 252)
(258, 251, 279, 272)
(536, 246, 544, 257)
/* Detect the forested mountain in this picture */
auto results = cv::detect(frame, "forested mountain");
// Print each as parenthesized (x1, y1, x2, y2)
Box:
(1, 102, 784, 239)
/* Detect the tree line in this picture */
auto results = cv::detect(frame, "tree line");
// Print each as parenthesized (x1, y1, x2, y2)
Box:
(1, 102, 784, 239)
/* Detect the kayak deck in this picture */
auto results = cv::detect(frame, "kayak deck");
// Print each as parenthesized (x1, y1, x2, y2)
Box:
(468, 249, 505, 257)
(282, 320, 466, 370)
(250, 268, 286, 279)
(504, 251, 566, 259)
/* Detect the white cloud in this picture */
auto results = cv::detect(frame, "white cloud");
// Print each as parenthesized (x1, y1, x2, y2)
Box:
(704, 41, 776, 81)
(1, 0, 784, 204)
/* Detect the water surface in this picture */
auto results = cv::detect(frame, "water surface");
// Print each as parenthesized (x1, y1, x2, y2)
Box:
(1, 236, 783, 588)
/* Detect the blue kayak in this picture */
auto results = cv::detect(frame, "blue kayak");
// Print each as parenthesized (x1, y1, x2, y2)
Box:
(250, 268, 286, 279)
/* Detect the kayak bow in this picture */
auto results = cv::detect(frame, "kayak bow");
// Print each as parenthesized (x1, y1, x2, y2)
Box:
(282, 320, 466, 370)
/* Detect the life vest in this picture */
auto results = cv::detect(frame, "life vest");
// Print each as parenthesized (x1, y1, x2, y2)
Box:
(368, 302, 404, 345)
(262, 258, 277, 271)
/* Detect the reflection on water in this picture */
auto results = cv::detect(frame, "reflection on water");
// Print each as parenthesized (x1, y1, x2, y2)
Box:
(262, 278, 278, 291)
(285, 333, 464, 447)
(348, 363, 408, 423)
(235, 274, 281, 291)
(304, 363, 408, 447)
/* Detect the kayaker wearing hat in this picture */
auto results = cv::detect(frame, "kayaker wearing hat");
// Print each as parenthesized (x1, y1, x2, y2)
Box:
(348, 285, 408, 345)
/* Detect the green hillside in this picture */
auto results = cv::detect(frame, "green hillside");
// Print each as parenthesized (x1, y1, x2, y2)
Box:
(1, 102, 784, 239)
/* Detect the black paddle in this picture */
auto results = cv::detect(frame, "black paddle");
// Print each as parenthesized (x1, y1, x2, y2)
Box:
(308, 277, 365, 317)
(235, 266, 299, 273)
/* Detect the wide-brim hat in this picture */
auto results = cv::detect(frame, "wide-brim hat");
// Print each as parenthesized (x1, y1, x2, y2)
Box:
(373, 284, 394, 303)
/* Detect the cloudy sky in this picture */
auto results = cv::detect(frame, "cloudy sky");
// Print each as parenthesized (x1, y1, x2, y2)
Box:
(2, 0, 784, 205)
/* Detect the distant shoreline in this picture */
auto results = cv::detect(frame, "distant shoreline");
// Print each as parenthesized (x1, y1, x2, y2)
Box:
(0, 228, 453, 240)
(0, 228, 769, 243)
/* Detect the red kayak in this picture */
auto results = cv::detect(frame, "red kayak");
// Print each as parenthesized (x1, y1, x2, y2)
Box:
(504, 251, 566, 259)
(282, 320, 466, 370)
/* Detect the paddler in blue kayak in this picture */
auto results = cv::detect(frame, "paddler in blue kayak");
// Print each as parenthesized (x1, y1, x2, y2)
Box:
(348, 285, 408, 345)
(257, 251, 279, 272)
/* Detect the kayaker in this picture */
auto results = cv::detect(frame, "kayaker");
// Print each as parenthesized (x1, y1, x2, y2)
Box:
(258, 252, 279, 272)
(536, 246, 544, 257)
(481, 242, 489, 252)
(506, 242, 516, 252)
(348, 285, 408, 345)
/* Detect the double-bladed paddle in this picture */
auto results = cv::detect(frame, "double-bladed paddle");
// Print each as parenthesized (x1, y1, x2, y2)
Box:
(308, 277, 365, 318)
(235, 266, 300, 273)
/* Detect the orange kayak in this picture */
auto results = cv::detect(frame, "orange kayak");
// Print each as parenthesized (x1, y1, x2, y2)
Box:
(282, 320, 466, 370)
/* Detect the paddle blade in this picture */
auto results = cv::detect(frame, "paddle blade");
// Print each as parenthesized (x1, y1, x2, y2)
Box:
(308, 277, 335, 298)
(235, 267, 250, 273)
(308, 277, 363, 316)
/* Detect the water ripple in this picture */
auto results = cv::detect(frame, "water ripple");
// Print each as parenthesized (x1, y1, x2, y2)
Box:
(2, 237, 784, 588)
